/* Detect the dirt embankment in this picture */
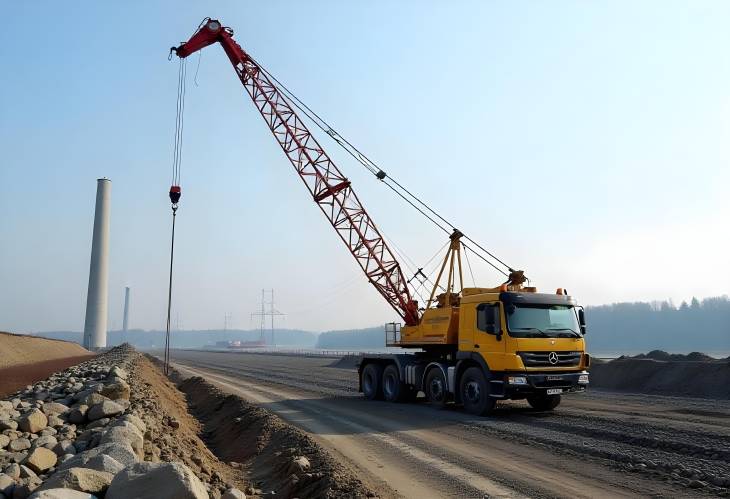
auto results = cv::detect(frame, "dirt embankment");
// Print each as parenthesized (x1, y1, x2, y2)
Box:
(0, 331, 89, 369)
(0, 331, 94, 397)
(590, 353, 730, 399)
(173, 372, 373, 498)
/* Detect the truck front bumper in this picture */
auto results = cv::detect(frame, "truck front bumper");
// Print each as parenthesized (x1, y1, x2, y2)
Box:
(496, 371, 589, 398)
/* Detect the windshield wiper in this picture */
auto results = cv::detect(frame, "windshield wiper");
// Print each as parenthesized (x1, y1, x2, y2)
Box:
(545, 328, 581, 338)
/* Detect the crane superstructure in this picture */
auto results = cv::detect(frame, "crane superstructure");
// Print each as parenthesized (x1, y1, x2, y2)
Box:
(172, 19, 590, 415)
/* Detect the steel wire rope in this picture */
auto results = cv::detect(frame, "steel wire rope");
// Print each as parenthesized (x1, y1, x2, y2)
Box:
(165, 57, 187, 375)
(405, 240, 451, 304)
(463, 244, 477, 287)
(381, 233, 450, 305)
(171, 58, 187, 186)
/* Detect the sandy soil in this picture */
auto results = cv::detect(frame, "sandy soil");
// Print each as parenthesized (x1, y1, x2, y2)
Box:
(168, 350, 730, 499)
(0, 331, 89, 369)
(130, 354, 247, 497)
(176, 373, 372, 498)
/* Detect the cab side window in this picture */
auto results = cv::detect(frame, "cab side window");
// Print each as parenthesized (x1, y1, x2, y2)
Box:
(477, 304, 500, 334)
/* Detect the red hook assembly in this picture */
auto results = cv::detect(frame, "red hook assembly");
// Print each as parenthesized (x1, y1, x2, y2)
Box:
(169, 185, 182, 206)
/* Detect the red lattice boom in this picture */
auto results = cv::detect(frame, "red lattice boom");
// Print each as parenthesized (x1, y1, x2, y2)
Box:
(175, 20, 419, 326)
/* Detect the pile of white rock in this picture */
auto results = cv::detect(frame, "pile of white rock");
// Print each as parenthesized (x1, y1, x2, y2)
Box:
(0, 345, 245, 499)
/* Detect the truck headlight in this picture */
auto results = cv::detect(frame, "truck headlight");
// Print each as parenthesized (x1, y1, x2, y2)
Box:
(578, 374, 589, 384)
(508, 376, 528, 385)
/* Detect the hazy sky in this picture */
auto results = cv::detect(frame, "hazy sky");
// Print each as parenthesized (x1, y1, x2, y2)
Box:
(1, 1, 728, 333)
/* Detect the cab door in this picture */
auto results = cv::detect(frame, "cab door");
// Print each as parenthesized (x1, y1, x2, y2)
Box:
(473, 302, 506, 366)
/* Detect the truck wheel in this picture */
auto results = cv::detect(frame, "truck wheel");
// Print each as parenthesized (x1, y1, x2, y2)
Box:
(527, 394, 561, 411)
(460, 367, 496, 416)
(361, 363, 384, 400)
(382, 364, 411, 402)
(425, 367, 449, 408)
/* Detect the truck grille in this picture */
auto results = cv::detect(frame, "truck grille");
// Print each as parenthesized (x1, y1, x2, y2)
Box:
(518, 351, 582, 367)
(532, 378, 576, 388)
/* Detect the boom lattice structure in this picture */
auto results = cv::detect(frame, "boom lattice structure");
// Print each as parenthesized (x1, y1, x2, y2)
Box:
(174, 20, 419, 326)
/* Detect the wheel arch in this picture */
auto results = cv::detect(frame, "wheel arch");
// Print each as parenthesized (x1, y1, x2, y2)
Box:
(421, 361, 448, 392)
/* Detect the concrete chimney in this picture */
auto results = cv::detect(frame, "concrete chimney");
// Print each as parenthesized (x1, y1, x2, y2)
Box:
(122, 286, 130, 334)
(83, 178, 111, 350)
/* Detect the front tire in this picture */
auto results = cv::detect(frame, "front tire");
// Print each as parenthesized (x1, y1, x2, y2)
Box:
(425, 367, 449, 408)
(361, 363, 384, 400)
(527, 394, 561, 411)
(460, 367, 496, 416)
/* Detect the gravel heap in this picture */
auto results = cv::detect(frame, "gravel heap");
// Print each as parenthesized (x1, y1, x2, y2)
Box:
(0, 345, 245, 499)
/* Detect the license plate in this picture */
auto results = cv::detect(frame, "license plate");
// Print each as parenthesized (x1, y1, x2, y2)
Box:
(546, 388, 563, 395)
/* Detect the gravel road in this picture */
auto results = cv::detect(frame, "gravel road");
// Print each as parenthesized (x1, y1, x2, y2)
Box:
(169, 350, 730, 499)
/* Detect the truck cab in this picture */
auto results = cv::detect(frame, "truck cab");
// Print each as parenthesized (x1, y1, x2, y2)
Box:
(456, 290, 590, 413)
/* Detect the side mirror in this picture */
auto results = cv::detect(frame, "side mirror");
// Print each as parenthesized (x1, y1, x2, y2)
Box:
(488, 324, 503, 341)
(486, 306, 502, 339)
(578, 307, 587, 335)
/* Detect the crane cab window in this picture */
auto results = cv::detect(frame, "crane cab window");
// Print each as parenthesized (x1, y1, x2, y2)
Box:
(477, 303, 500, 335)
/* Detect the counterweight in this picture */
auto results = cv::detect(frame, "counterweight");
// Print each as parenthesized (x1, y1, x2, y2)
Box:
(173, 19, 419, 326)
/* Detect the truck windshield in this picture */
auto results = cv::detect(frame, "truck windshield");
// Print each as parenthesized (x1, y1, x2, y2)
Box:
(506, 304, 581, 338)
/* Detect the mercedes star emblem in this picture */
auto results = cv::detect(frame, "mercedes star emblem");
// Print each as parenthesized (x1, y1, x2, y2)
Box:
(548, 352, 559, 365)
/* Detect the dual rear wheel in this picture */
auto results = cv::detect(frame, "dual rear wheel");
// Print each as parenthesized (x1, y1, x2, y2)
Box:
(362, 363, 415, 402)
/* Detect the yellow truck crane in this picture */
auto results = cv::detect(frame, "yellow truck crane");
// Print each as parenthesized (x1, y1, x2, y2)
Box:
(374, 230, 589, 414)
(171, 19, 590, 416)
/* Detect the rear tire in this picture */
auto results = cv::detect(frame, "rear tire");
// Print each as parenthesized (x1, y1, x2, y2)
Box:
(382, 364, 412, 402)
(527, 394, 561, 411)
(361, 363, 384, 400)
(460, 367, 496, 416)
(425, 367, 449, 408)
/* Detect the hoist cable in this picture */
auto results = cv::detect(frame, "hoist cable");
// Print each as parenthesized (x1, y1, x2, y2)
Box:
(178, 58, 186, 185)
(463, 245, 477, 287)
(171, 58, 187, 186)
(462, 242, 508, 277)
(163, 207, 177, 375)
(423, 240, 451, 270)
(172, 61, 181, 184)
(165, 56, 187, 375)
(385, 175, 513, 272)
(251, 58, 517, 275)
